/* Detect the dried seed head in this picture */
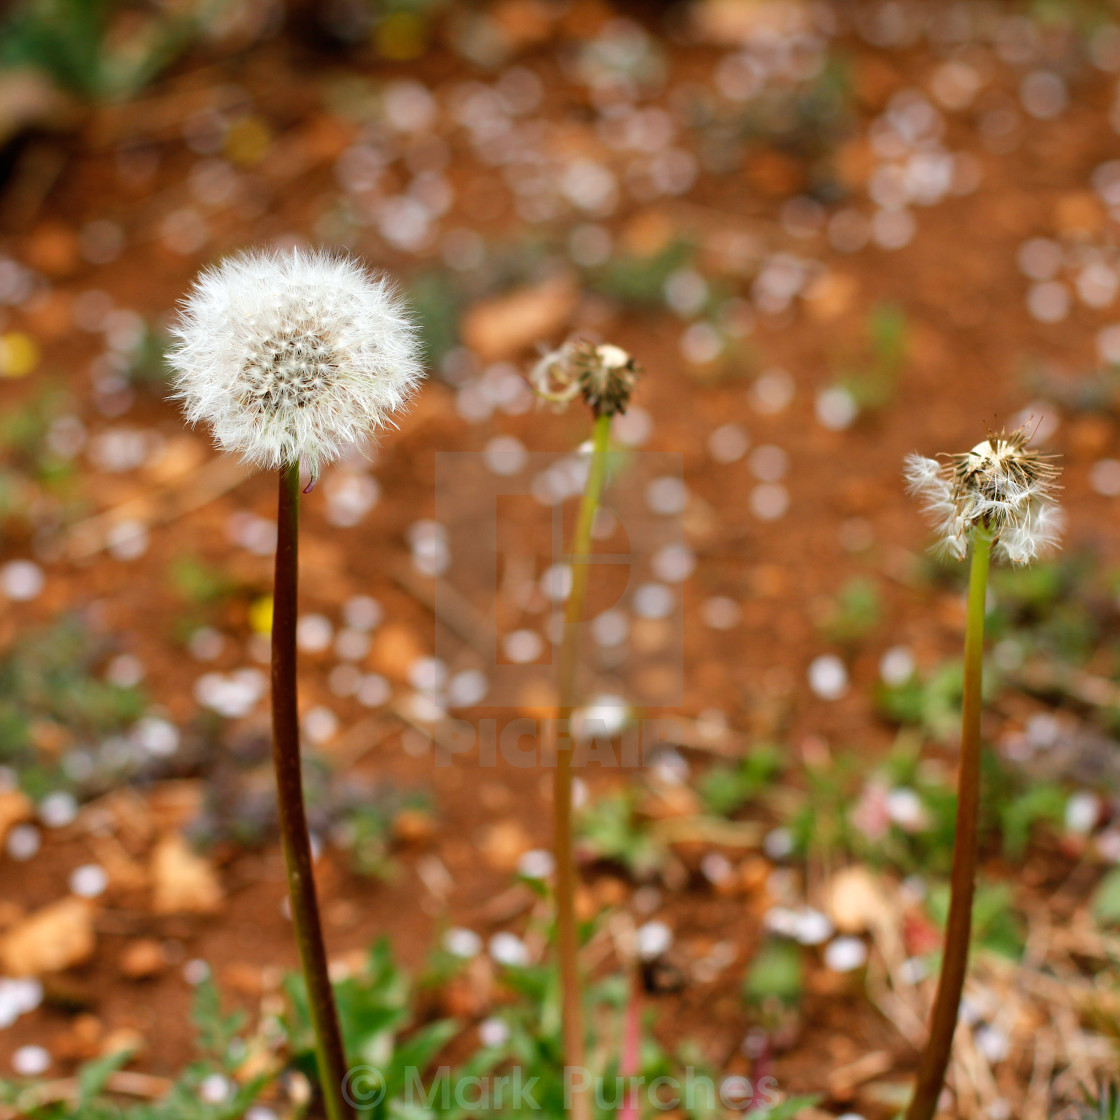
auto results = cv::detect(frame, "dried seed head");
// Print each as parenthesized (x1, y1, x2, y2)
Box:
(905, 424, 1062, 564)
(168, 247, 424, 480)
(530, 337, 639, 417)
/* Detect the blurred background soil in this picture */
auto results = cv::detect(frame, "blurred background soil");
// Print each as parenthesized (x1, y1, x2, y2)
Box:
(3, 2, 1120, 1118)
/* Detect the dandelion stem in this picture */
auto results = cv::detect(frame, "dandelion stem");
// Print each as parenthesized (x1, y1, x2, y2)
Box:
(905, 529, 992, 1120)
(553, 411, 612, 1120)
(272, 461, 353, 1120)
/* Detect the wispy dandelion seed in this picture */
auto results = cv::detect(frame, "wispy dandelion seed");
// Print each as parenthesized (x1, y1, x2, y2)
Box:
(168, 247, 424, 481)
(530, 337, 639, 417)
(905, 424, 1061, 564)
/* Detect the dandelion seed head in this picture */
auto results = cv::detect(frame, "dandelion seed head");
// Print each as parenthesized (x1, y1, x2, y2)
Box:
(905, 425, 1061, 565)
(168, 248, 424, 478)
(530, 337, 639, 417)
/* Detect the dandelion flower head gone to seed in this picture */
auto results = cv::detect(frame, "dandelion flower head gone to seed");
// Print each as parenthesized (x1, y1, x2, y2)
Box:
(168, 247, 424, 481)
(904, 424, 1062, 564)
(530, 336, 640, 417)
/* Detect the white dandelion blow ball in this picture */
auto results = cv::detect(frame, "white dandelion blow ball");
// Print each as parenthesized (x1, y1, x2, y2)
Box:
(168, 248, 424, 479)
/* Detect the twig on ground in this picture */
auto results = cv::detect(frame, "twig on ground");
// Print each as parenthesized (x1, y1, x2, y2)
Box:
(648, 816, 763, 846)
(660, 717, 751, 758)
(67, 455, 251, 560)
(826, 1051, 894, 1100)
(0, 1070, 175, 1119)
(1026, 1028, 1056, 1120)
(328, 714, 398, 769)
(390, 563, 490, 653)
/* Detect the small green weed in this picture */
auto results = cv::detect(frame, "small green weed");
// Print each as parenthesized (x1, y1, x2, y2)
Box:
(784, 740, 1069, 877)
(333, 791, 433, 881)
(835, 303, 908, 413)
(0, 618, 146, 793)
(577, 789, 667, 881)
(0, 979, 268, 1119)
(0, 0, 200, 101)
(925, 881, 1025, 961)
(698, 745, 783, 819)
(586, 238, 696, 309)
(819, 576, 882, 646)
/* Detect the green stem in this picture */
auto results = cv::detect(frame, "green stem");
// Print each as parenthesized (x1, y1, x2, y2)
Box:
(905, 530, 992, 1120)
(554, 412, 612, 1120)
(272, 462, 353, 1120)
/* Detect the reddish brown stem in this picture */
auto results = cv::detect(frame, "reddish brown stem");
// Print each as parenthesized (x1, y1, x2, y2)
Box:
(272, 462, 353, 1120)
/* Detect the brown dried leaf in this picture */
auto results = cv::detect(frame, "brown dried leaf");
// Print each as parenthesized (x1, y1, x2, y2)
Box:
(118, 938, 166, 980)
(480, 820, 531, 872)
(0, 898, 95, 976)
(826, 865, 895, 935)
(150, 833, 223, 915)
(461, 273, 579, 362)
